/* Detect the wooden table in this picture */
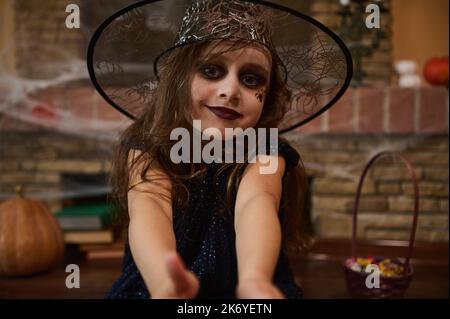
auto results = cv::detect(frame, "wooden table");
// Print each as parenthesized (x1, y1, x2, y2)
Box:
(0, 239, 447, 299)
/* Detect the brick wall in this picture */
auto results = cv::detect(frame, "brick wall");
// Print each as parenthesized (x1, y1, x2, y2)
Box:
(0, 131, 113, 212)
(299, 87, 449, 135)
(11, 0, 393, 86)
(0, 120, 448, 243)
(307, 0, 393, 86)
(283, 134, 449, 242)
(14, 0, 84, 78)
(3, 86, 447, 135)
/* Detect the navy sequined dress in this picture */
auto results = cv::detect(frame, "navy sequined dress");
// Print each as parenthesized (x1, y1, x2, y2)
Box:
(106, 139, 303, 299)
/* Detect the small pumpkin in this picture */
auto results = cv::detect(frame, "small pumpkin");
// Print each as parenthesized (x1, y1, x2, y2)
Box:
(0, 186, 65, 276)
(424, 56, 449, 87)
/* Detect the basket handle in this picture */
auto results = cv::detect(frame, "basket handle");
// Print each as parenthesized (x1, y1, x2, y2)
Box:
(351, 151, 420, 275)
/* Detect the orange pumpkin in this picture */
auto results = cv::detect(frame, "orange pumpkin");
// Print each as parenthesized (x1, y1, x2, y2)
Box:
(0, 186, 65, 276)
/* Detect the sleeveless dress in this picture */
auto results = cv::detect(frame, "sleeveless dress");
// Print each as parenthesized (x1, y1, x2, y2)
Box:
(106, 138, 303, 299)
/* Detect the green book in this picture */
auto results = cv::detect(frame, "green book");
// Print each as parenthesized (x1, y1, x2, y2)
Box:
(55, 203, 115, 231)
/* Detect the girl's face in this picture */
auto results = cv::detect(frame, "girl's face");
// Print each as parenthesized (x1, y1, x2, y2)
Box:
(190, 41, 272, 138)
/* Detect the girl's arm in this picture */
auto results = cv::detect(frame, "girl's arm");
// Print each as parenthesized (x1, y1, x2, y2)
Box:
(127, 150, 199, 298)
(234, 155, 286, 299)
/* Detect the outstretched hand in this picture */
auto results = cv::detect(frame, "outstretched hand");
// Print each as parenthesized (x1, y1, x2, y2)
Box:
(236, 279, 285, 299)
(153, 252, 199, 299)
(153, 252, 284, 299)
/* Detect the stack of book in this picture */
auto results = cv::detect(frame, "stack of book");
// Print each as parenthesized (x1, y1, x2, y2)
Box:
(54, 202, 124, 260)
(79, 241, 124, 260)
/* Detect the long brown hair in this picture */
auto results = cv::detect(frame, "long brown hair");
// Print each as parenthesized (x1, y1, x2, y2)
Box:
(108, 39, 312, 255)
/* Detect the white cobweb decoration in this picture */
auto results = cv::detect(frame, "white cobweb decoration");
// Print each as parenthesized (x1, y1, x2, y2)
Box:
(0, 0, 137, 201)
(0, 1, 133, 142)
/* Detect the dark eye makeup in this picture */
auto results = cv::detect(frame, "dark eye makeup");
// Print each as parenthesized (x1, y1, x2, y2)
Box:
(199, 64, 225, 79)
(197, 62, 268, 89)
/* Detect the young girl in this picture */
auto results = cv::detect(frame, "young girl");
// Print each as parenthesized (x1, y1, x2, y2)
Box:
(88, 0, 352, 299)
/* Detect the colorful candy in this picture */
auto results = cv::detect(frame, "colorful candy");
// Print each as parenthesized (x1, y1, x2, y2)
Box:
(348, 257, 405, 277)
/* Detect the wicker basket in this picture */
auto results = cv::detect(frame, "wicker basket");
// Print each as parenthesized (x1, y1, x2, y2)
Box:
(343, 151, 420, 299)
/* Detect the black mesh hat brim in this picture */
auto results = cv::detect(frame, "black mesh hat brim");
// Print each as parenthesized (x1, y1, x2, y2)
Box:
(87, 0, 353, 133)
